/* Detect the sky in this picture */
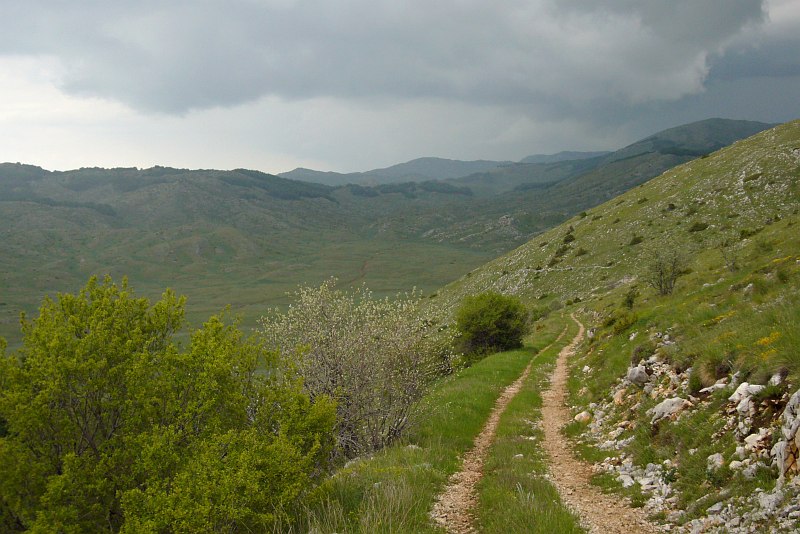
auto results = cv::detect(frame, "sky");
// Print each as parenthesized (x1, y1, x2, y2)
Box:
(1, 0, 799, 174)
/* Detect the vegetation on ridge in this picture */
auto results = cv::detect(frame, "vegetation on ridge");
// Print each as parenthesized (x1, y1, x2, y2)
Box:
(431, 119, 800, 530)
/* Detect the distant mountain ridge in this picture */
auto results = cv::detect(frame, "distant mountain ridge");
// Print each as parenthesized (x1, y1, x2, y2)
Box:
(0, 117, 776, 344)
(519, 150, 610, 164)
(279, 119, 771, 190)
(279, 153, 609, 187)
(279, 157, 513, 186)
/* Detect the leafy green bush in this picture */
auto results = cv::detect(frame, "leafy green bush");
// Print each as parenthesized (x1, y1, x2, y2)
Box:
(611, 309, 638, 335)
(0, 276, 335, 532)
(456, 292, 529, 355)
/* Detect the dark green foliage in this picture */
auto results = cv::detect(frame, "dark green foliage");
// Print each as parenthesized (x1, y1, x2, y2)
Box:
(0, 277, 335, 532)
(688, 221, 709, 232)
(629, 235, 644, 245)
(456, 292, 529, 355)
(229, 168, 335, 201)
(623, 287, 639, 309)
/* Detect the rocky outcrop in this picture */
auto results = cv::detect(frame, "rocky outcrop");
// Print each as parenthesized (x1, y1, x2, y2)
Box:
(772, 388, 800, 486)
(571, 325, 800, 532)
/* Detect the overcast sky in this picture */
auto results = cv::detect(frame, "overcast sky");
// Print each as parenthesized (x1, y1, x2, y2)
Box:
(1, 0, 798, 174)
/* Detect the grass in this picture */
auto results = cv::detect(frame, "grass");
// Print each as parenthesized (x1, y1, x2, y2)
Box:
(282, 315, 570, 533)
(475, 317, 583, 533)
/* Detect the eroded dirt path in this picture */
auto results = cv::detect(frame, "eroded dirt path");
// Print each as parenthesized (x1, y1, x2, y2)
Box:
(430, 326, 569, 533)
(541, 314, 659, 534)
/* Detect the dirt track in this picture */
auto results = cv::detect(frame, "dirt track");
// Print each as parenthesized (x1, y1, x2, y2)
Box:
(430, 327, 568, 533)
(540, 314, 658, 534)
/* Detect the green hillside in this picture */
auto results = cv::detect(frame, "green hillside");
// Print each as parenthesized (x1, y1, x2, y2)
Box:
(431, 119, 800, 530)
(0, 119, 772, 346)
(433, 120, 798, 315)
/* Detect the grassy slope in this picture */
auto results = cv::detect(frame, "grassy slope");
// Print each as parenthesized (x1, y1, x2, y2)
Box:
(431, 119, 800, 525)
(432, 120, 800, 319)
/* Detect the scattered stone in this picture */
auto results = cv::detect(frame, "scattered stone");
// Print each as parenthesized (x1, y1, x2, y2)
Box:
(574, 411, 592, 424)
(617, 473, 635, 488)
(758, 489, 784, 513)
(626, 365, 650, 387)
(772, 387, 800, 486)
(770, 372, 785, 386)
(700, 378, 728, 394)
(728, 382, 766, 404)
(707, 453, 725, 471)
(707, 501, 724, 513)
(649, 397, 692, 424)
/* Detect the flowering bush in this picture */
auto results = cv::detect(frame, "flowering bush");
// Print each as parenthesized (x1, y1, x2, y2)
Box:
(259, 280, 456, 458)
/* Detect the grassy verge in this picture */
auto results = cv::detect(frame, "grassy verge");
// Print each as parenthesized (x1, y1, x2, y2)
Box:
(286, 315, 569, 533)
(475, 318, 583, 533)
(556, 216, 800, 525)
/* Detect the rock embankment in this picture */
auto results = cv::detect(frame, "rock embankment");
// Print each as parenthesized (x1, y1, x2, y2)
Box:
(572, 326, 800, 532)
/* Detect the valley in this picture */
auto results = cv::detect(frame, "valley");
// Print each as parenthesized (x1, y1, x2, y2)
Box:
(0, 118, 771, 345)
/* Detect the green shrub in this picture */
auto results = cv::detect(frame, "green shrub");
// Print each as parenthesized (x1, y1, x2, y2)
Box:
(554, 244, 570, 257)
(0, 276, 336, 532)
(260, 281, 455, 459)
(623, 287, 639, 309)
(456, 292, 529, 355)
(688, 369, 703, 395)
(612, 309, 638, 335)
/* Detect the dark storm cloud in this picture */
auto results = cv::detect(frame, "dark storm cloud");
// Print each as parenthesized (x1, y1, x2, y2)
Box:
(0, 0, 781, 117)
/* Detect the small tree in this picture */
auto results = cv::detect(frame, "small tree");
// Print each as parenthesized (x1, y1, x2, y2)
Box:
(456, 292, 529, 354)
(259, 281, 455, 459)
(718, 239, 740, 272)
(646, 249, 686, 295)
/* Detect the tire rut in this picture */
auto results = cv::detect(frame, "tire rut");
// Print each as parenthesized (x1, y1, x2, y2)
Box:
(540, 314, 660, 534)
(430, 325, 569, 533)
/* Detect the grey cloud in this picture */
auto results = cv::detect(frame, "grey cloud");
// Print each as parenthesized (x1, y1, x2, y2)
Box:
(0, 0, 775, 116)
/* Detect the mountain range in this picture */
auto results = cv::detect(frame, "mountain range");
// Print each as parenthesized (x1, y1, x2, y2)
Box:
(0, 118, 774, 344)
